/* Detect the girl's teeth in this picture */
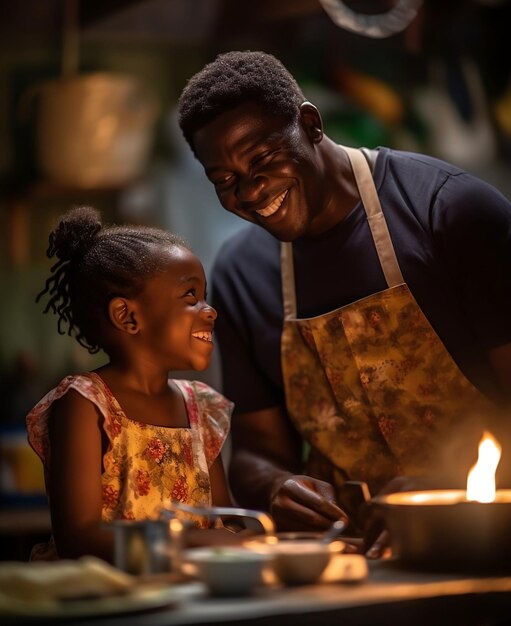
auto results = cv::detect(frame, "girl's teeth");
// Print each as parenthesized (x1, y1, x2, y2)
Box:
(256, 190, 288, 217)
(192, 332, 212, 342)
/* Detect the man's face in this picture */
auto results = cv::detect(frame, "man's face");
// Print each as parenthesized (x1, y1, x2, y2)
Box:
(193, 101, 326, 241)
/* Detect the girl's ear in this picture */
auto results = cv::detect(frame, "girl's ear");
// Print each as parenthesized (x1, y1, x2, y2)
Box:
(108, 298, 139, 335)
(299, 101, 323, 144)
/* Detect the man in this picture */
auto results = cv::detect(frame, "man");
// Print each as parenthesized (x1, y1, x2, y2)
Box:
(177, 51, 511, 550)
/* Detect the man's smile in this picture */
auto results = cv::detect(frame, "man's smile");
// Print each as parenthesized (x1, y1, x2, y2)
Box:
(255, 189, 289, 218)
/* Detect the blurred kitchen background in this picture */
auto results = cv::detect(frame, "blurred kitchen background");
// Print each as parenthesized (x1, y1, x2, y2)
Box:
(0, 0, 510, 557)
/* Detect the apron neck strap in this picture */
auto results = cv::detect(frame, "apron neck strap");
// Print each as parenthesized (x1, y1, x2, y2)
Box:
(281, 147, 404, 320)
(281, 241, 297, 320)
(343, 146, 404, 288)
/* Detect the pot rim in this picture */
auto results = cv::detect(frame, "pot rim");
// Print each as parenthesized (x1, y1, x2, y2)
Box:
(372, 488, 511, 507)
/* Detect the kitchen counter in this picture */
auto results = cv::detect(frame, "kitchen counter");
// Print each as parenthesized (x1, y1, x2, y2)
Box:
(6, 559, 511, 626)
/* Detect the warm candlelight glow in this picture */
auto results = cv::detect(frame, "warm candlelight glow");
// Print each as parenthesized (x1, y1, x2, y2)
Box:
(466, 431, 502, 503)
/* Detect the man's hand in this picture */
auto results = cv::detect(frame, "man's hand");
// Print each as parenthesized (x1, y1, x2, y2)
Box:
(270, 474, 348, 531)
(229, 407, 348, 531)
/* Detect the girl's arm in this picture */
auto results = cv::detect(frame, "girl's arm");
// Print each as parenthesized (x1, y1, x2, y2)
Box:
(47, 389, 114, 561)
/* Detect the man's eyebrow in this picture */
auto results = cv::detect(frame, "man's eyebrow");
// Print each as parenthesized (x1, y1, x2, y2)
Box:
(206, 134, 281, 177)
(239, 131, 281, 158)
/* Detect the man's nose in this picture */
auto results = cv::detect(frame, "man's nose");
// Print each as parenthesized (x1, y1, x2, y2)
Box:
(237, 174, 267, 203)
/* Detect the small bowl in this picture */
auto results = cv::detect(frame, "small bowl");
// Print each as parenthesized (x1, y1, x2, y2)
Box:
(183, 547, 272, 596)
(245, 538, 344, 586)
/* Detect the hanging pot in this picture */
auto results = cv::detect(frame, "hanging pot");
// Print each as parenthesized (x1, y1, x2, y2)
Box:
(29, 72, 159, 188)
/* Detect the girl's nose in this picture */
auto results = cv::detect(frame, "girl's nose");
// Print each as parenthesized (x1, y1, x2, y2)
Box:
(202, 304, 217, 320)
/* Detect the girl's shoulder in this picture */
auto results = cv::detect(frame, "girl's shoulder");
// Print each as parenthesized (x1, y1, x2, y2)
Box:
(172, 379, 234, 417)
(26, 372, 114, 463)
(33, 372, 111, 412)
(171, 379, 233, 465)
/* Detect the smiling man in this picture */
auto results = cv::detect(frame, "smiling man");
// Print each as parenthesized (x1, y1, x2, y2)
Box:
(177, 51, 511, 552)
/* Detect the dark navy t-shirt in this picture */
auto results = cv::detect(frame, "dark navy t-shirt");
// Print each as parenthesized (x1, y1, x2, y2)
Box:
(212, 148, 511, 413)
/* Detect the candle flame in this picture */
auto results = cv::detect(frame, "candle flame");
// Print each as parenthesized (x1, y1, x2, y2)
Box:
(466, 431, 501, 502)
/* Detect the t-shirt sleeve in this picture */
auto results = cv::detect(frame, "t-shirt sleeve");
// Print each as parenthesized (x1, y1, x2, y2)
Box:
(191, 381, 233, 467)
(432, 172, 511, 350)
(26, 374, 111, 467)
(213, 292, 283, 413)
(212, 247, 285, 413)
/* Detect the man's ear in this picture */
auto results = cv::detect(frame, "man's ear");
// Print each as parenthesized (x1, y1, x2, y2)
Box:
(299, 101, 323, 144)
(108, 298, 140, 335)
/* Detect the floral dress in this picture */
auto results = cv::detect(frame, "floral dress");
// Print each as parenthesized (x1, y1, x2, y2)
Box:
(26, 372, 232, 559)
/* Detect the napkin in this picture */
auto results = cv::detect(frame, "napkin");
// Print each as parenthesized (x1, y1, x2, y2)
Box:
(0, 556, 134, 604)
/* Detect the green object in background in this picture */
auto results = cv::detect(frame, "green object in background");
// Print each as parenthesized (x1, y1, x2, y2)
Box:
(324, 111, 390, 148)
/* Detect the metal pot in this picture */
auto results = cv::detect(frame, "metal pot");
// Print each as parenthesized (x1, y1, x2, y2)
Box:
(372, 489, 511, 572)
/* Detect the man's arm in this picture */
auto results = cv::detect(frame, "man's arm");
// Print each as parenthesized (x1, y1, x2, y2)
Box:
(229, 405, 347, 531)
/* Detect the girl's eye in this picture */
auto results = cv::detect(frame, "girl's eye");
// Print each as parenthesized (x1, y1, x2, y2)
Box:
(184, 288, 198, 300)
(214, 174, 234, 188)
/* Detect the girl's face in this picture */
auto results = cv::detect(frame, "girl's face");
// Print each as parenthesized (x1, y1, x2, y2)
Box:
(136, 246, 217, 371)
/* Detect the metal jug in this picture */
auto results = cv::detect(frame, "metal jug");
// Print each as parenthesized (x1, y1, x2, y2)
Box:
(106, 518, 184, 576)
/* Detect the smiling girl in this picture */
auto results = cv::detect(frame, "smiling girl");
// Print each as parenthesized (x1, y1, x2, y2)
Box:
(26, 207, 237, 561)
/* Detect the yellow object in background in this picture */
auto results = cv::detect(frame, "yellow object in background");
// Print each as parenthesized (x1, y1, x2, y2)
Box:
(332, 66, 405, 126)
(494, 84, 511, 137)
(0, 429, 45, 496)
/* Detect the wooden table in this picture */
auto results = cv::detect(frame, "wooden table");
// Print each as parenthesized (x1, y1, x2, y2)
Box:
(0, 507, 51, 561)
(0, 507, 50, 536)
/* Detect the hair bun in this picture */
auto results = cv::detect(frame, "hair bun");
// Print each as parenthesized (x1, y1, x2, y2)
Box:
(49, 207, 102, 261)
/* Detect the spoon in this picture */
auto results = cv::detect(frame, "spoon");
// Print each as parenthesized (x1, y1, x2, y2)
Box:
(320, 519, 347, 544)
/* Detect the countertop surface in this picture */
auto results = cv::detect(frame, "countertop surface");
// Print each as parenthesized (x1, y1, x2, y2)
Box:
(4, 559, 511, 626)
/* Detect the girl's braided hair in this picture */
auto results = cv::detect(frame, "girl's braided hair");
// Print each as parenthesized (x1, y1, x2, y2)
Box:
(37, 206, 187, 354)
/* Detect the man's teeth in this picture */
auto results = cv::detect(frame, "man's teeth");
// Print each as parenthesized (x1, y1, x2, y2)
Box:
(192, 331, 212, 342)
(256, 190, 288, 217)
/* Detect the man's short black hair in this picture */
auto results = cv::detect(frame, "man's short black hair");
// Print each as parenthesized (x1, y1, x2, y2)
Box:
(178, 50, 305, 153)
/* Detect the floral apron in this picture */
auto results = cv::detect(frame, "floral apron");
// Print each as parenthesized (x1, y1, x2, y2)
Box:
(280, 146, 493, 517)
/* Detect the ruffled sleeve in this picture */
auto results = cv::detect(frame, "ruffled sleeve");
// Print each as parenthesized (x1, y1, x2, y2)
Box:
(26, 374, 111, 467)
(180, 380, 233, 467)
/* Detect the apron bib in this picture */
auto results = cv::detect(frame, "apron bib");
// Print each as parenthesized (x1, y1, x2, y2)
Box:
(280, 147, 493, 515)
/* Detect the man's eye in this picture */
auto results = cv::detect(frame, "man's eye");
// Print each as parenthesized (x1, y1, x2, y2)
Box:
(253, 150, 277, 166)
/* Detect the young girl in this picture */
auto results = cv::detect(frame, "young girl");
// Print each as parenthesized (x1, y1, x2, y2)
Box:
(26, 206, 238, 562)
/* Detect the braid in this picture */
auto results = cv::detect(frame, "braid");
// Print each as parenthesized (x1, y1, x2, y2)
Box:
(37, 207, 187, 354)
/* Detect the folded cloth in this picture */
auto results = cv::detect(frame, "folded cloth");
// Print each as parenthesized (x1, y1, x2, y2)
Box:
(0, 556, 134, 604)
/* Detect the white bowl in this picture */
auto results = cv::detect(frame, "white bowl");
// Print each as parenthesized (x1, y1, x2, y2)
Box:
(183, 547, 272, 596)
(245, 539, 343, 586)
